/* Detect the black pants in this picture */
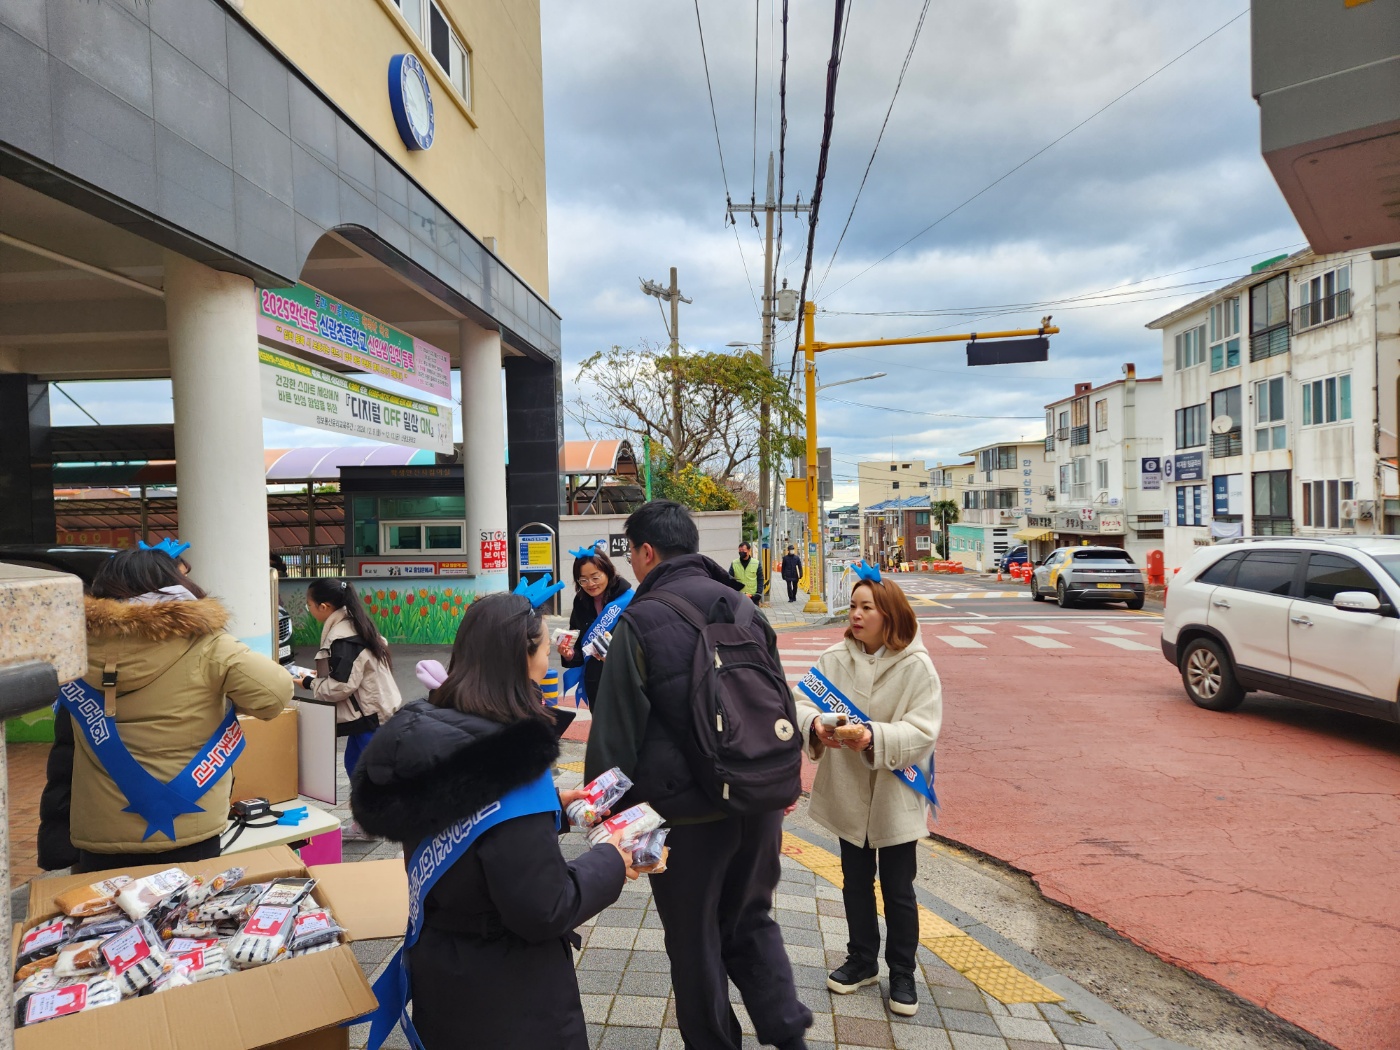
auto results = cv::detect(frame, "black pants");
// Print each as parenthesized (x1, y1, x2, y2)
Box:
(75, 834, 222, 874)
(786, 578, 800, 602)
(650, 811, 812, 1050)
(838, 838, 919, 975)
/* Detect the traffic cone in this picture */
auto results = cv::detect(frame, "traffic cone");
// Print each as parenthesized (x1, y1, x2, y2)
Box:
(996, 568, 1003, 583)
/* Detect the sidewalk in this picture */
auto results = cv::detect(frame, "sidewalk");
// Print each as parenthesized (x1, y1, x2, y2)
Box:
(762, 585, 841, 631)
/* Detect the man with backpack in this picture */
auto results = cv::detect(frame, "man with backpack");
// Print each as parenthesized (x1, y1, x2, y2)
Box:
(586, 500, 812, 1050)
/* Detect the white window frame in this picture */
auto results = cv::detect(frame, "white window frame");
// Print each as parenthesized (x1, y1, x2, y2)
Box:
(1302, 479, 1355, 530)
(380, 518, 466, 554)
(1071, 458, 1090, 500)
(1297, 265, 1350, 331)
(1302, 373, 1352, 427)
(1209, 297, 1240, 372)
(1253, 376, 1287, 451)
(1095, 459, 1109, 493)
(915, 535, 932, 551)
(392, 0, 471, 107)
(1175, 324, 1206, 370)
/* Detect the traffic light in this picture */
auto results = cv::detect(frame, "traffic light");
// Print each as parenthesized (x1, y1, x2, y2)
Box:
(966, 337, 1049, 366)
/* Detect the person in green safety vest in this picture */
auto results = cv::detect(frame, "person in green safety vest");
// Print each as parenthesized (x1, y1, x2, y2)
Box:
(729, 541, 765, 605)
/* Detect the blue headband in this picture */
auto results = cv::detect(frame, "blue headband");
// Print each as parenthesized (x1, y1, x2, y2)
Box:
(568, 540, 606, 560)
(139, 538, 191, 560)
(513, 573, 567, 609)
(850, 560, 882, 583)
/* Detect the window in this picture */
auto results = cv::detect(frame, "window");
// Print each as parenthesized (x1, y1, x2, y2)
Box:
(891, 482, 900, 490)
(394, 0, 471, 104)
(902, 463, 912, 469)
(1059, 464, 1069, 495)
(1057, 410, 1069, 440)
(1302, 553, 1380, 603)
(1071, 398, 1090, 445)
(1302, 479, 1355, 529)
(1071, 458, 1090, 500)
(1175, 325, 1206, 370)
(889, 464, 898, 472)
(915, 512, 930, 525)
(1209, 297, 1241, 371)
(1095, 459, 1109, 492)
(1175, 404, 1206, 449)
(1252, 469, 1292, 533)
(1197, 552, 1243, 585)
(1296, 265, 1351, 331)
(381, 520, 465, 553)
(1234, 551, 1300, 596)
(915, 535, 932, 551)
(1254, 377, 1287, 450)
(919, 481, 928, 488)
(1302, 374, 1351, 425)
(978, 447, 1016, 473)
(1249, 274, 1290, 360)
(1094, 399, 1108, 432)
(1071, 549, 1135, 564)
(1176, 485, 1205, 526)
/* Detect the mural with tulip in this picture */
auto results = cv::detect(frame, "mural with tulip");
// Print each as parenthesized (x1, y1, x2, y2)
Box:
(281, 579, 488, 646)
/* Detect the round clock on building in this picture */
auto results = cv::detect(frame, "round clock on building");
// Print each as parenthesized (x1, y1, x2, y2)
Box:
(388, 54, 435, 151)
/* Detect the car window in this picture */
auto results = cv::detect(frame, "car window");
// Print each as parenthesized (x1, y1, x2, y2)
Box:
(1232, 551, 1301, 597)
(1071, 550, 1134, 563)
(1195, 552, 1242, 585)
(1302, 553, 1383, 603)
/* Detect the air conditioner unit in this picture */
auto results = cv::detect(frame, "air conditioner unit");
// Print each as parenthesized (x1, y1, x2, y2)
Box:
(1040, 485, 1056, 497)
(1358, 499, 1376, 520)
(1340, 499, 1359, 520)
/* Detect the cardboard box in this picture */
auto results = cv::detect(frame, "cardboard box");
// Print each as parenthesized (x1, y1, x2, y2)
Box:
(230, 707, 300, 805)
(17, 846, 402, 1050)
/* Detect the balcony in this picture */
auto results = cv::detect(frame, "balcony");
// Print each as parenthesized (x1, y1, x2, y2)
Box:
(1070, 425, 1090, 446)
(1252, 517, 1294, 536)
(1210, 430, 1243, 458)
(1044, 435, 1054, 452)
(1292, 289, 1352, 333)
(1056, 427, 1069, 441)
(1250, 326, 1290, 362)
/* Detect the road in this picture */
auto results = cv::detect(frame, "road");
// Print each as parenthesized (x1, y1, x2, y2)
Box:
(776, 573, 1400, 1050)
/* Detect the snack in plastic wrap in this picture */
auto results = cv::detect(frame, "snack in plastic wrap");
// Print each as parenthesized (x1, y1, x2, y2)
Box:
(585, 803, 663, 846)
(51, 939, 105, 980)
(167, 942, 232, 984)
(834, 722, 866, 743)
(17, 975, 120, 1027)
(115, 868, 190, 921)
(289, 941, 337, 959)
(13, 954, 58, 984)
(192, 884, 263, 923)
(16, 917, 74, 968)
(12, 967, 59, 1002)
(817, 712, 848, 728)
(99, 923, 166, 997)
(228, 905, 296, 967)
(565, 767, 633, 829)
(179, 866, 245, 910)
(627, 827, 670, 873)
(582, 630, 612, 660)
(289, 910, 343, 953)
(257, 877, 316, 908)
(53, 875, 131, 918)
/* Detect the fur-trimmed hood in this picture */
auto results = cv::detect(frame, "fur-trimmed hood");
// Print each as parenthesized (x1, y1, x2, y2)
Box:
(350, 700, 560, 847)
(85, 595, 230, 640)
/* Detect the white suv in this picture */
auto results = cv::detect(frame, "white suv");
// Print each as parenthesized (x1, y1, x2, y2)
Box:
(1161, 536, 1400, 721)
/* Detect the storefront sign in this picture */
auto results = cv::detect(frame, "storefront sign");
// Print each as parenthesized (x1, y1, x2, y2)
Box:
(1141, 457, 1162, 491)
(257, 283, 451, 399)
(359, 560, 473, 577)
(608, 534, 631, 559)
(1021, 459, 1033, 513)
(518, 533, 555, 571)
(480, 530, 508, 571)
(1027, 516, 1053, 529)
(1166, 451, 1205, 483)
(259, 348, 453, 453)
(1213, 474, 1245, 516)
(1098, 513, 1126, 535)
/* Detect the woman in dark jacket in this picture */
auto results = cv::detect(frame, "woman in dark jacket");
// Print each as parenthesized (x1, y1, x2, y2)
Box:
(351, 591, 634, 1050)
(557, 545, 632, 707)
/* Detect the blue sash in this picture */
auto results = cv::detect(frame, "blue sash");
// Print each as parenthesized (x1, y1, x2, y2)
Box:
(561, 590, 633, 707)
(363, 769, 561, 1050)
(56, 678, 245, 843)
(797, 666, 938, 809)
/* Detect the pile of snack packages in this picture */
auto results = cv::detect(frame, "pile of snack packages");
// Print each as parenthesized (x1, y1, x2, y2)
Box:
(567, 768, 669, 873)
(14, 867, 343, 1029)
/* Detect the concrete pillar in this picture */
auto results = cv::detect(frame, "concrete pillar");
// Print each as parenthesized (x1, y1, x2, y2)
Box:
(460, 323, 509, 576)
(504, 355, 564, 589)
(0, 375, 55, 544)
(164, 251, 272, 654)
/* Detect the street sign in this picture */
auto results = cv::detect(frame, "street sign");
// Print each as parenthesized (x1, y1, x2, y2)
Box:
(784, 477, 810, 513)
(966, 337, 1049, 367)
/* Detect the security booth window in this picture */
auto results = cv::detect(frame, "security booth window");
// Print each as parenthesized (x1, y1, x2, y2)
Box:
(352, 495, 467, 556)
(382, 521, 465, 554)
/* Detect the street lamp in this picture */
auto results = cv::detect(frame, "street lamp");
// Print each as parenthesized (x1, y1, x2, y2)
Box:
(816, 372, 886, 392)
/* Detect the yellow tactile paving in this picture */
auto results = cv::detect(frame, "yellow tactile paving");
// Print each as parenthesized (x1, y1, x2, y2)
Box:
(780, 832, 1062, 1004)
(557, 760, 586, 773)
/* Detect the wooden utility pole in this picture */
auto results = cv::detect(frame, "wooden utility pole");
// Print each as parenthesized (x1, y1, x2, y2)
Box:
(639, 269, 692, 467)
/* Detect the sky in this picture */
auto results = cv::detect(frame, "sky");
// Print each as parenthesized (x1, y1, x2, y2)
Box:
(48, 2, 1305, 510)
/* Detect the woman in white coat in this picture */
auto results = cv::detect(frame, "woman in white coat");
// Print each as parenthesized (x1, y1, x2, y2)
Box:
(793, 564, 941, 1018)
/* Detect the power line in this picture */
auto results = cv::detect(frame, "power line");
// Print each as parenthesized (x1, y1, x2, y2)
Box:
(824, 8, 1251, 302)
(693, 0, 732, 198)
(818, 393, 1042, 420)
(751, 0, 760, 202)
(52, 382, 101, 425)
(815, 0, 932, 297)
(774, 0, 790, 283)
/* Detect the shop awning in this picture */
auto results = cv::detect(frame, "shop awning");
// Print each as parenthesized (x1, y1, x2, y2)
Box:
(1014, 528, 1053, 542)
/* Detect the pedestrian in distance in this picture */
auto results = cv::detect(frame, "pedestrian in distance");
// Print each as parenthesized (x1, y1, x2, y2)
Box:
(793, 561, 941, 1017)
(781, 544, 804, 603)
(588, 500, 813, 1050)
(350, 590, 636, 1050)
(557, 540, 633, 709)
(58, 544, 291, 873)
(730, 539, 766, 605)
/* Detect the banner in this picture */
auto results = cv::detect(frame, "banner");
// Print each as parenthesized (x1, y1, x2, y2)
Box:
(257, 283, 451, 399)
(259, 348, 453, 453)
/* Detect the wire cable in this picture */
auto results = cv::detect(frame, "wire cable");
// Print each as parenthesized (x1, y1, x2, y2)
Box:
(751, 0, 760, 203)
(774, 0, 790, 282)
(818, 393, 1041, 420)
(693, 0, 732, 197)
(824, 8, 1251, 302)
(815, 0, 932, 297)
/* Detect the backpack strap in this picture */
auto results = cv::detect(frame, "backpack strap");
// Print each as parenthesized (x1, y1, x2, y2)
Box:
(630, 589, 756, 633)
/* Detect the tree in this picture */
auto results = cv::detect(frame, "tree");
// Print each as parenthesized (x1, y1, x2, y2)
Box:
(569, 343, 804, 483)
(930, 500, 960, 560)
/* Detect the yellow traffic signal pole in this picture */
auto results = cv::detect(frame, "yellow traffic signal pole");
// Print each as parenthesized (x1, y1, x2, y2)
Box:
(799, 300, 1061, 613)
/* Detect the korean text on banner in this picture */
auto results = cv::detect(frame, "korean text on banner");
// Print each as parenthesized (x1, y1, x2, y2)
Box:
(259, 348, 454, 454)
(257, 283, 452, 399)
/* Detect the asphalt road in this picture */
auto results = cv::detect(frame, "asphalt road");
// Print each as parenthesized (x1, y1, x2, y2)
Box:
(777, 573, 1399, 1050)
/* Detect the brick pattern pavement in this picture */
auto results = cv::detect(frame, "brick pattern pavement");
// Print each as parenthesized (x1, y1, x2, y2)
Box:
(8, 742, 50, 887)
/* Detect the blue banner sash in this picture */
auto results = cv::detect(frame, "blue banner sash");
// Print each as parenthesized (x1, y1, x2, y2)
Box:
(797, 665, 938, 809)
(363, 769, 561, 1050)
(56, 678, 245, 842)
(562, 589, 633, 707)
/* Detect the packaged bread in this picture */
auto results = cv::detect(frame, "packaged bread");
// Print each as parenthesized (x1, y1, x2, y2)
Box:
(586, 803, 663, 846)
(227, 905, 296, 968)
(54, 875, 131, 918)
(566, 767, 634, 829)
(818, 712, 848, 728)
(629, 828, 670, 873)
(99, 923, 166, 997)
(16, 975, 120, 1027)
(16, 917, 74, 968)
(51, 939, 106, 980)
(834, 722, 867, 743)
(115, 868, 190, 922)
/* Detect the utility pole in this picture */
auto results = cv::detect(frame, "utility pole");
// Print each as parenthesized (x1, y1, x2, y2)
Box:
(639, 268, 692, 468)
(729, 153, 809, 585)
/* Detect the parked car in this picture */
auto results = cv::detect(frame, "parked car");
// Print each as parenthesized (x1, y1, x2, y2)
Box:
(1161, 536, 1400, 721)
(1030, 546, 1145, 609)
(0, 545, 294, 663)
(999, 545, 1030, 573)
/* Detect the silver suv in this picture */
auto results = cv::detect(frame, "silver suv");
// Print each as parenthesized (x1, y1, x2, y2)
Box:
(1030, 546, 1146, 609)
(1161, 536, 1400, 721)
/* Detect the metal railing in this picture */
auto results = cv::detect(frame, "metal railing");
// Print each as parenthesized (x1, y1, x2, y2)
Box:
(1044, 435, 1055, 452)
(273, 545, 346, 578)
(1056, 427, 1069, 441)
(1210, 430, 1242, 458)
(1292, 289, 1352, 333)
(1250, 326, 1290, 361)
(1071, 425, 1090, 446)
(1251, 517, 1294, 536)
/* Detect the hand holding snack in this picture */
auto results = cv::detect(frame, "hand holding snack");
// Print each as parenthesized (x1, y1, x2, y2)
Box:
(812, 720, 841, 749)
(835, 723, 873, 750)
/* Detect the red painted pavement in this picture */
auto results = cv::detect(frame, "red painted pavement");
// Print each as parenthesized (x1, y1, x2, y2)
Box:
(778, 622, 1400, 1050)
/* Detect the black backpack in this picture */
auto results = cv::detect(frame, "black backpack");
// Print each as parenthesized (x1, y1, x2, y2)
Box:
(629, 590, 802, 815)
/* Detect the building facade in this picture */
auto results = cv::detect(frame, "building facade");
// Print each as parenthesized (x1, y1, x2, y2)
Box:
(1042, 368, 1165, 562)
(861, 497, 933, 566)
(857, 458, 930, 554)
(927, 461, 972, 557)
(948, 441, 1053, 570)
(1149, 247, 1400, 568)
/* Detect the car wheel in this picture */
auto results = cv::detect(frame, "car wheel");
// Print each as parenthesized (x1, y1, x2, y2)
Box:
(1031, 578, 1045, 601)
(1179, 638, 1244, 711)
(1056, 580, 1073, 608)
(1125, 596, 1145, 610)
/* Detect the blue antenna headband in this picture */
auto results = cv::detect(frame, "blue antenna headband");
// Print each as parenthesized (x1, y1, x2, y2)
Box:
(513, 573, 566, 609)
(850, 560, 882, 583)
(568, 539, 606, 560)
(139, 538, 191, 560)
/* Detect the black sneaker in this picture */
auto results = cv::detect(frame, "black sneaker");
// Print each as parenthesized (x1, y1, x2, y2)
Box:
(827, 957, 879, 994)
(887, 971, 918, 1016)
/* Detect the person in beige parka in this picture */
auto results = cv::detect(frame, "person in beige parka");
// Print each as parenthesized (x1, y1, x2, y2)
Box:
(793, 569, 942, 1019)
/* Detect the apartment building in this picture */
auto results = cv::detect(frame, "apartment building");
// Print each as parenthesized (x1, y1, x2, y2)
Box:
(947, 441, 1053, 570)
(862, 496, 934, 564)
(1043, 368, 1165, 562)
(1148, 247, 1400, 568)
(927, 461, 972, 557)
(857, 459, 930, 554)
